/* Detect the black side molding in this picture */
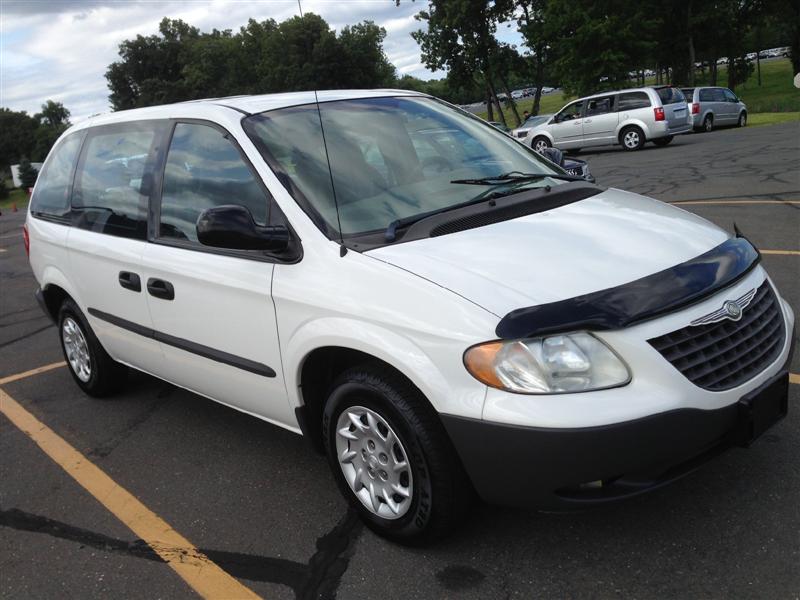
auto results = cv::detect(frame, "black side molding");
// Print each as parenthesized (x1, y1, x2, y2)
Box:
(87, 308, 276, 378)
(495, 236, 761, 339)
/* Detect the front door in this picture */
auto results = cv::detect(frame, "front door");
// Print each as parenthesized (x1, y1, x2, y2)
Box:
(549, 100, 585, 148)
(140, 121, 293, 426)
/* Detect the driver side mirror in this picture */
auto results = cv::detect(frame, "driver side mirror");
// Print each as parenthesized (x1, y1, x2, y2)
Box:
(197, 205, 290, 252)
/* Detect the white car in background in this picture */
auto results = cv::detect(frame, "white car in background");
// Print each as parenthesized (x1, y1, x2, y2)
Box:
(511, 113, 553, 139)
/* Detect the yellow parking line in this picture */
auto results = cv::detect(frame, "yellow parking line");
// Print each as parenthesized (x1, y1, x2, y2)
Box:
(0, 361, 66, 385)
(791, 373, 800, 385)
(672, 200, 800, 206)
(0, 386, 261, 599)
(760, 250, 800, 256)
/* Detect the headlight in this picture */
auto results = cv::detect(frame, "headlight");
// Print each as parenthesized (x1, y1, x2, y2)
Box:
(463, 332, 630, 394)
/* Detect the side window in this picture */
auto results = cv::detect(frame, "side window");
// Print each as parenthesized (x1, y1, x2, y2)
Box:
(30, 132, 83, 220)
(617, 92, 651, 111)
(585, 96, 614, 116)
(723, 89, 738, 102)
(72, 125, 157, 239)
(711, 89, 727, 102)
(557, 101, 584, 121)
(159, 123, 272, 243)
(699, 89, 714, 102)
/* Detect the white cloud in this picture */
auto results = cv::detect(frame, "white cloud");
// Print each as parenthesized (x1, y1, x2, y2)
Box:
(0, 0, 523, 120)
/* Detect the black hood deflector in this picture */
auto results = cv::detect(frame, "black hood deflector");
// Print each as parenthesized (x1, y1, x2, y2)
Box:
(495, 236, 761, 339)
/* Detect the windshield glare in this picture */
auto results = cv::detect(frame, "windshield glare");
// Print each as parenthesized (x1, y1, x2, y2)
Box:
(244, 97, 559, 238)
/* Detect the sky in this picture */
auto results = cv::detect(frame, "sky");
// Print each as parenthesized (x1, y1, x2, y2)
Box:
(0, 0, 525, 121)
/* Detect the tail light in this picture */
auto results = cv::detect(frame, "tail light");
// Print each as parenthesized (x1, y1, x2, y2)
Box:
(654, 107, 666, 121)
(23, 223, 30, 257)
(691, 103, 700, 114)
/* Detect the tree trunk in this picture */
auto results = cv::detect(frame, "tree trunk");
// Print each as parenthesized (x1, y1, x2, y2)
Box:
(710, 59, 717, 86)
(687, 2, 696, 86)
(486, 88, 494, 121)
(728, 58, 737, 93)
(501, 75, 522, 126)
(487, 77, 506, 126)
(531, 50, 544, 116)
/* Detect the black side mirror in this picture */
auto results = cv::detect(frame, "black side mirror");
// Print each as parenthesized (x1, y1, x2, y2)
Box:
(197, 205, 290, 252)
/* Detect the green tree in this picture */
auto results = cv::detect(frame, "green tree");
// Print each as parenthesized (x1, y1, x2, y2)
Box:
(517, 0, 554, 116)
(34, 100, 70, 127)
(0, 108, 37, 168)
(18, 157, 38, 189)
(0, 177, 9, 200)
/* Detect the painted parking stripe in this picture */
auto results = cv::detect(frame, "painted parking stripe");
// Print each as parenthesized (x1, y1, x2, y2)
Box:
(0, 387, 261, 600)
(791, 373, 800, 385)
(672, 200, 800, 206)
(0, 361, 66, 385)
(760, 250, 800, 256)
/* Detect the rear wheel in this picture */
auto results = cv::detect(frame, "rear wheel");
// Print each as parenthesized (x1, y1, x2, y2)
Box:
(58, 299, 127, 397)
(652, 135, 674, 147)
(620, 126, 645, 151)
(323, 364, 472, 544)
(702, 114, 713, 132)
(737, 111, 747, 127)
(531, 136, 551, 153)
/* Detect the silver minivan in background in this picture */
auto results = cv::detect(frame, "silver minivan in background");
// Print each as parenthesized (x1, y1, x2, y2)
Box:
(524, 86, 692, 152)
(681, 87, 748, 132)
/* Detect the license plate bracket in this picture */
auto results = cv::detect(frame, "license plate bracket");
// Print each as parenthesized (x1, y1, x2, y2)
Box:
(733, 371, 789, 447)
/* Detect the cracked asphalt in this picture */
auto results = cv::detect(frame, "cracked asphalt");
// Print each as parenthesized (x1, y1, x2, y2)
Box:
(1, 121, 799, 599)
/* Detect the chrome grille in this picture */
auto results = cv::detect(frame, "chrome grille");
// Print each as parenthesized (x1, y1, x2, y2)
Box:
(648, 281, 785, 391)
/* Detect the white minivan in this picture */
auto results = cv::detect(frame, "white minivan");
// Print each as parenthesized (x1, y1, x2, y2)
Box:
(26, 90, 794, 543)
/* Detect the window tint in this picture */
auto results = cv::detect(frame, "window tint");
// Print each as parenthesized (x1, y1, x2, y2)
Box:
(711, 88, 727, 102)
(30, 132, 83, 219)
(585, 96, 614, 116)
(558, 101, 584, 121)
(159, 123, 270, 243)
(655, 87, 685, 105)
(617, 92, 651, 111)
(723, 89, 738, 102)
(681, 88, 694, 100)
(699, 88, 714, 102)
(73, 125, 157, 239)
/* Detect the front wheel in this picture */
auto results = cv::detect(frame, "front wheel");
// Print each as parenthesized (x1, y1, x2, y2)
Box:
(652, 135, 674, 147)
(323, 365, 472, 544)
(531, 136, 551, 153)
(620, 126, 645, 151)
(738, 111, 747, 127)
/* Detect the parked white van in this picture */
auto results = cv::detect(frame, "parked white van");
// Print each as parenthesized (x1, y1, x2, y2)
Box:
(26, 90, 794, 543)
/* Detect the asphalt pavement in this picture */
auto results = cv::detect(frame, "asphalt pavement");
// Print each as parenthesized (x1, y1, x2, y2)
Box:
(1, 121, 798, 599)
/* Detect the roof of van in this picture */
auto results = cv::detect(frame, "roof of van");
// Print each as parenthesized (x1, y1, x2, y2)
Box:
(74, 89, 426, 129)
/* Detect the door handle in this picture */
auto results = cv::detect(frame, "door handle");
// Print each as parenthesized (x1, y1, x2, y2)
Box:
(118, 271, 141, 292)
(584, 118, 592, 123)
(146, 278, 175, 300)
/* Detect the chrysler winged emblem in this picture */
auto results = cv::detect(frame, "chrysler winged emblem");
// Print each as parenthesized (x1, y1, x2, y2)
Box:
(691, 288, 755, 326)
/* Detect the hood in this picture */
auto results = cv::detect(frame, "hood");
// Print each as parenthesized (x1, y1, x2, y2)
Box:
(367, 188, 729, 317)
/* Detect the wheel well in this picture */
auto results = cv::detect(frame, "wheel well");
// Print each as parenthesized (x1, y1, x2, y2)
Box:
(619, 124, 644, 143)
(41, 284, 70, 322)
(298, 347, 429, 454)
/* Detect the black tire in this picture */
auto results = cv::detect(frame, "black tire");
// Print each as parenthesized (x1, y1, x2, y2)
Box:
(58, 298, 127, 397)
(619, 126, 645, 151)
(737, 111, 747, 127)
(652, 135, 674, 147)
(702, 114, 713, 132)
(322, 364, 473, 544)
(531, 136, 551, 153)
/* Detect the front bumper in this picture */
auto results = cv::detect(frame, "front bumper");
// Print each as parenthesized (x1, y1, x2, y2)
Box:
(444, 327, 794, 510)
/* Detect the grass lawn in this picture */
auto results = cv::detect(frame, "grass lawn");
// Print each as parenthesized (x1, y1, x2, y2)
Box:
(0, 188, 30, 211)
(481, 58, 799, 126)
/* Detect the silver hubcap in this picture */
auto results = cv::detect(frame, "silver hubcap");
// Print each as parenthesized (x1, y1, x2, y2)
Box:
(740, 114, 746, 126)
(62, 317, 91, 382)
(623, 131, 640, 148)
(534, 139, 548, 152)
(705, 119, 712, 131)
(335, 406, 413, 519)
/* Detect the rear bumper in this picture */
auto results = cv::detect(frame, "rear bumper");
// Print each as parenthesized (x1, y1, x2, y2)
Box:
(443, 336, 793, 510)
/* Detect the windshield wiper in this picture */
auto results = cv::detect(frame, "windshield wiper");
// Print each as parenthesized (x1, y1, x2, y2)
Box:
(450, 171, 583, 185)
(384, 195, 491, 242)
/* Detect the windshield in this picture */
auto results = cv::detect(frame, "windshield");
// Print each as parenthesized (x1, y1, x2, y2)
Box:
(243, 96, 560, 238)
(523, 115, 550, 128)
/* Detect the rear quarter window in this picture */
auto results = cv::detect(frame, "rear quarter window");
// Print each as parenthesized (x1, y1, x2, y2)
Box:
(699, 89, 714, 102)
(655, 87, 685, 105)
(617, 92, 651, 111)
(30, 132, 83, 220)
